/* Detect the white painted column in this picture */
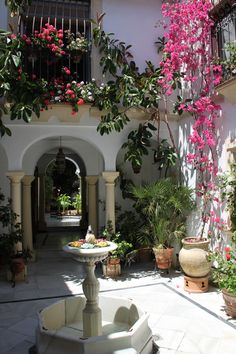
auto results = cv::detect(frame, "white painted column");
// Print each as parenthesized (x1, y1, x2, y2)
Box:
(38, 174, 47, 231)
(80, 174, 87, 230)
(102, 171, 119, 232)
(85, 176, 98, 235)
(6, 171, 25, 252)
(22, 175, 35, 255)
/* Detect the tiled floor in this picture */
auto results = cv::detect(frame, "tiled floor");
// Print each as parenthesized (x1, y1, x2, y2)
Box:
(0, 230, 235, 354)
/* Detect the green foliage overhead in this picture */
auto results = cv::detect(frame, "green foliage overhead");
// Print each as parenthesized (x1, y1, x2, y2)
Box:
(0, 8, 181, 173)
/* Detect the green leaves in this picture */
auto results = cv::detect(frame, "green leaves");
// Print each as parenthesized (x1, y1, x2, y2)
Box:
(153, 139, 178, 177)
(122, 123, 154, 173)
(97, 112, 130, 135)
(5, 0, 31, 16)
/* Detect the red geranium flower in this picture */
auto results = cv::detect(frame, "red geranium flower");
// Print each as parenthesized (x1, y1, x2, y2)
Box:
(226, 253, 231, 261)
(77, 98, 84, 105)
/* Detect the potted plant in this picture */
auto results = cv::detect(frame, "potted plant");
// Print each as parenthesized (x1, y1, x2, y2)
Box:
(56, 193, 71, 215)
(102, 221, 134, 276)
(0, 189, 31, 286)
(72, 193, 81, 215)
(0, 190, 23, 264)
(209, 232, 236, 318)
(65, 31, 89, 63)
(131, 178, 195, 271)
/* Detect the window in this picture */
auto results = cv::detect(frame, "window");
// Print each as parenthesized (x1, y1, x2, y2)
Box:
(19, 0, 91, 82)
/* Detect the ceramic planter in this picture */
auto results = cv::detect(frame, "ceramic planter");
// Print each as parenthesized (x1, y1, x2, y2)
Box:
(153, 247, 173, 270)
(179, 237, 211, 277)
(222, 289, 236, 318)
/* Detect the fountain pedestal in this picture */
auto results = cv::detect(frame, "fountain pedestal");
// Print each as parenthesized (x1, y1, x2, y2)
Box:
(82, 261, 101, 336)
(63, 242, 117, 337)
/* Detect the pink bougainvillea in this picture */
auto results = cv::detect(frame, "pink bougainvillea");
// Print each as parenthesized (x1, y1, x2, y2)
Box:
(161, 0, 222, 238)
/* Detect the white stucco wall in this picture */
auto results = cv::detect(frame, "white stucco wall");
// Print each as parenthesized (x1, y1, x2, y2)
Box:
(102, 0, 162, 72)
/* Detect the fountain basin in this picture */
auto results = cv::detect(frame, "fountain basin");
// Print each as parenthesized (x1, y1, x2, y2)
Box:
(36, 295, 153, 354)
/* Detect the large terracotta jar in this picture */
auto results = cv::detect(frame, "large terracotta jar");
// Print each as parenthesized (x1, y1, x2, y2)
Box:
(179, 237, 211, 277)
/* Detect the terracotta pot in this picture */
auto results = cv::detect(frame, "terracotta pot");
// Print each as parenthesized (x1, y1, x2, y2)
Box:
(153, 247, 173, 270)
(179, 237, 211, 277)
(10, 257, 25, 275)
(222, 289, 236, 318)
(138, 247, 153, 262)
(102, 261, 121, 277)
(108, 257, 120, 265)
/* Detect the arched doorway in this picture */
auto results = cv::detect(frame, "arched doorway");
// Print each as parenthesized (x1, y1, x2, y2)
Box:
(34, 145, 87, 233)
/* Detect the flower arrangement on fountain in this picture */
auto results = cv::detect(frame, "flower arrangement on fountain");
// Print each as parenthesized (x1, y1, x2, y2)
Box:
(68, 239, 109, 249)
(68, 226, 109, 249)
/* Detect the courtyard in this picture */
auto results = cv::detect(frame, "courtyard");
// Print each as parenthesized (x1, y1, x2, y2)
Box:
(0, 230, 236, 354)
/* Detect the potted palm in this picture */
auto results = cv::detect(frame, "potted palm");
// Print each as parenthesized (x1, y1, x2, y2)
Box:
(56, 193, 71, 215)
(72, 193, 81, 215)
(131, 178, 195, 271)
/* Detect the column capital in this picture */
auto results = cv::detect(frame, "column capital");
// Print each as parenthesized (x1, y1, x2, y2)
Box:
(102, 171, 119, 184)
(86, 175, 99, 185)
(6, 171, 25, 183)
(22, 175, 35, 186)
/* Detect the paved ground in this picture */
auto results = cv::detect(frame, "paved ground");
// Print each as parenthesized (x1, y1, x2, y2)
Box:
(0, 230, 235, 354)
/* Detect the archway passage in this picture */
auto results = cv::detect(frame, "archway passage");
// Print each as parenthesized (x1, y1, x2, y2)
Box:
(33, 146, 88, 236)
(45, 158, 82, 229)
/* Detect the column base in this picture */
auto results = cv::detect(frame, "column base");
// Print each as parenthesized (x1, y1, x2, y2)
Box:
(184, 275, 209, 293)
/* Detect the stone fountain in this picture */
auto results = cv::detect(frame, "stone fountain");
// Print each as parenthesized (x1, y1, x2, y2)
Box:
(36, 238, 153, 354)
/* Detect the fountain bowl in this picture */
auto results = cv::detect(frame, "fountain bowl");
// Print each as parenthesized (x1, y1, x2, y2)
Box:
(63, 241, 117, 262)
(36, 295, 153, 354)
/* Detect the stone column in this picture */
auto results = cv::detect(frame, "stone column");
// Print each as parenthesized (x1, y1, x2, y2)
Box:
(22, 175, 35, 256)
(6, 171, 25, 252)
(38, 174, 47, 231)
(102, 171, 119, 232)
(85, 176, 98, 235)
(80, 174, 87, 231)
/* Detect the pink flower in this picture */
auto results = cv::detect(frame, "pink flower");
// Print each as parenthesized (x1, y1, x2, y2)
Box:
(77, 98, 84, 105)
